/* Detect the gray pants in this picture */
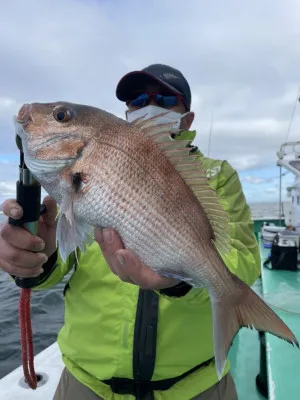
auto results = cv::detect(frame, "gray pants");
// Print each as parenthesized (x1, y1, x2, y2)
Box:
(53, 367, 238, 400)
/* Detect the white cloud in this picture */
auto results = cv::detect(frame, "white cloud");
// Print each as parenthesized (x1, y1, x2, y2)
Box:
(241, 176, 269, 185)
(0, 181, 16, 196)
(266, 187, 278, 194)
(0, 98, 16, 108)
(1, 0, 300, 203)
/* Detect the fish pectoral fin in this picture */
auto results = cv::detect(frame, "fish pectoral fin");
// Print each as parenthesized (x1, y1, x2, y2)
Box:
(56, 212, 77, 262)
(212, 273, 299, 381)
(56, 197, 94, 262)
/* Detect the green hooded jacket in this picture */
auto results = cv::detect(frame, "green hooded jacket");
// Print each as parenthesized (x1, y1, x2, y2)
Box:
(33, 130, 261, 400)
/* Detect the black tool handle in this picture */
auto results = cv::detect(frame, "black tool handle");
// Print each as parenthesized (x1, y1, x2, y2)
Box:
(8, 182, 42, 226)
(8, 179, 44, 289)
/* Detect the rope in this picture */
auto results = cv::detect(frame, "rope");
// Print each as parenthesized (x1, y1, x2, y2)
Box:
(19, 288, 37, 389)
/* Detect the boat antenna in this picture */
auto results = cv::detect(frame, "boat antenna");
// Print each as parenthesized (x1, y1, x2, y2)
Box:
(285, 85, 300, 142)
(207, 110, 214, 157)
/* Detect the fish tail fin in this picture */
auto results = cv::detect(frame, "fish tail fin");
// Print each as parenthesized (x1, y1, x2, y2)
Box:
(212, 273, 299, 381)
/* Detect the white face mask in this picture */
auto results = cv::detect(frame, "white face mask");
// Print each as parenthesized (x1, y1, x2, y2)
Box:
(126, 105, 182, 133)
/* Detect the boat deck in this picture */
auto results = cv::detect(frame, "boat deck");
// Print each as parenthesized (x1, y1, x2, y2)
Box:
(258, 239, 300, 399)
(229, 279, 265, 400)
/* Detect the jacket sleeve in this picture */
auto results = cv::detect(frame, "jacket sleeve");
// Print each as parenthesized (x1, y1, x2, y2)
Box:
(31, 249, 76, 291)
(213, 160, 261, 286)
(158, 159, 261, 303)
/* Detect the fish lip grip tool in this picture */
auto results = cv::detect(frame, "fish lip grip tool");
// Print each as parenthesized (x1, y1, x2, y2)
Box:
(8, 134, 46, 287)
(8, 134, 46, 389)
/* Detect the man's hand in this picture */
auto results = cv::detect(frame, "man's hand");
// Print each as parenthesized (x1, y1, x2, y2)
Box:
(94, 227, 179, 290)
(0, 195, 57, 278)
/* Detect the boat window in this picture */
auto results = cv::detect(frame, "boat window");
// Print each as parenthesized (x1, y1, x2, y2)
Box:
(290, 160, 300, 171)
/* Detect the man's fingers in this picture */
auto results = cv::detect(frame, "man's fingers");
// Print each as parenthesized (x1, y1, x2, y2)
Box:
(112, 250, 145, 284)
(94, 228, 103, 244)
(94, 227, 178, 289)
(95, 229, 124, 258)
(1, 199, 23, 219)
(0, 223, 45, 252)
(108, 250, 136, 283)
(40, 196, 58, 228)
(0, 242, 48, 269)
(0, 258, 44, 278)
(113, 249, 177, 289)
(94, 228, 125, 275)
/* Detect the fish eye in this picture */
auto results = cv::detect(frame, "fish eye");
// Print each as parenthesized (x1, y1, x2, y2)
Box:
(53, 108, 73, 123)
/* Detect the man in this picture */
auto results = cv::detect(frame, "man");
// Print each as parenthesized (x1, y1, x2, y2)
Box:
(0, 63, 261, 399)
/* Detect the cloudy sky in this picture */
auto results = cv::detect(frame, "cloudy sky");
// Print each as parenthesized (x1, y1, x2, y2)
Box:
(0, 0, 300, 209)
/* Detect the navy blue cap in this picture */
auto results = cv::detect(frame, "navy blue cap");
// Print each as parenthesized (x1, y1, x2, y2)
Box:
(116, 63, 192, 111)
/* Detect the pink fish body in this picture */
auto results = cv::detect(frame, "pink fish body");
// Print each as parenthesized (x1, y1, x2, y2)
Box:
(14, 101, 299, 380)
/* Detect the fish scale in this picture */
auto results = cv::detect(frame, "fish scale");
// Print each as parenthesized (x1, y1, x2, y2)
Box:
(78, 164, 200, 272)
(15, 100, 299, 382)
(72, 141, 202, 271)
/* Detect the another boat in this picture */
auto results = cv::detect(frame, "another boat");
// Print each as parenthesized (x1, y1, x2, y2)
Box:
(2, 141, 300, 400)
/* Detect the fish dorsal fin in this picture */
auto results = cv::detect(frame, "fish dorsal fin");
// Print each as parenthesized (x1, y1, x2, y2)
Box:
(132, 113, 231, 255)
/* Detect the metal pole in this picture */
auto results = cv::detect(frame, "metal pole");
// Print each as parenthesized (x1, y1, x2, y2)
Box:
(279, 165, 282, 226)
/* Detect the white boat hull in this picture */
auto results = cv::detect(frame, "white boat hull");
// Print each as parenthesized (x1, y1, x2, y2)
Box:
(0, 342, 63, 399)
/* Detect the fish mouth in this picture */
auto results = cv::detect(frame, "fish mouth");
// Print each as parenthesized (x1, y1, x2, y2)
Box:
(16, 103, 33, 126)
(14, 103, 33, 144)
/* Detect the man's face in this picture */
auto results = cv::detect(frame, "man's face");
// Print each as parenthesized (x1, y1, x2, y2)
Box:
(126, 83, 194, 130)
(127, 84, 187, 114)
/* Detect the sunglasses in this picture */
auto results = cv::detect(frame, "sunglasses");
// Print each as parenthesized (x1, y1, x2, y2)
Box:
(127, 92, 185, 109)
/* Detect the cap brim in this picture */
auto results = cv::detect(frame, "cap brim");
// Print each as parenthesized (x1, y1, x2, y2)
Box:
(116, 70, 182, 102)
